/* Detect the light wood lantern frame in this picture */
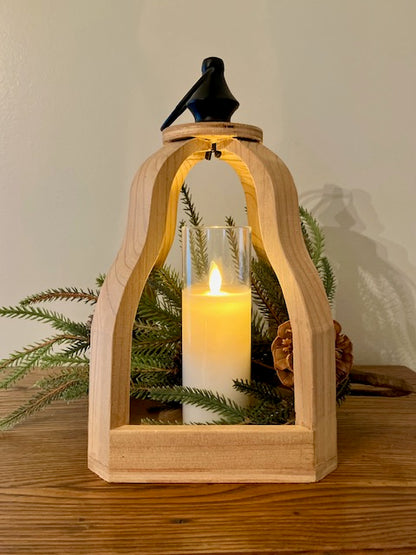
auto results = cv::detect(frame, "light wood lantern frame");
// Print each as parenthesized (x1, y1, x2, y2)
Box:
(88, 122, 337, 483)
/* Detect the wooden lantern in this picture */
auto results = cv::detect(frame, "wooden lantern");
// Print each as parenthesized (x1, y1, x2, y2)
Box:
(88, 122, 337, 483)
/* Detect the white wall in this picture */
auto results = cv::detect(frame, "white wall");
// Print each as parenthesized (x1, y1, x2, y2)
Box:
(1, 0, 415, 370)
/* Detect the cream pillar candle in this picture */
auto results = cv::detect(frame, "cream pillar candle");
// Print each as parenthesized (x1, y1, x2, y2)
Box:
(182, 226, 252, 424)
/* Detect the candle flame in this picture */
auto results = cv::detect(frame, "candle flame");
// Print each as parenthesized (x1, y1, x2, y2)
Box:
(209, 262, 222, 294)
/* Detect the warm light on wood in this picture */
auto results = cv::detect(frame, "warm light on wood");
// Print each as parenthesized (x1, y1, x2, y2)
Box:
(88, 122, 336, 483)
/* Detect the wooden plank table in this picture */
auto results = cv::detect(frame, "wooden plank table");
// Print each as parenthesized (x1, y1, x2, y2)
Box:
(1, 365, 415, 554)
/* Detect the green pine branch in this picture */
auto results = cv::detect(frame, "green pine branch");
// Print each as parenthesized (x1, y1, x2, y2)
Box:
(136, 296, 181, 328)
(131, 341, 179, 365)
(146, 266, 182, 314)
(299, 206, 337, 304)
(251, 258, 288, 332)
(0, 335, 85, 388)
(0, 305, 88, 337)
(39, 354, 90, 368)
(60, 339, 90, 357)
(95, 274, 106, 287)
(131, 368, 178, 399)
(317, 256, 337, 305)
(146, 385, 247, 424)
(144, 383, 295, 425)
(35, 366, 89, 394)
(243, 399, 295, 425)
(299, 206, 325, 265)
(0, 367, 89, 431)
(232, 379, 295, 424)
(20, 287, 98, 306)
(0, 334, 83, 372)
(232, 379, 284, 404)
(336, 376, 351, 405)
(251, 310, 268, 342)
(140, 417, 181, 425)
(225, 216, 242, 278)
(131, 326, 181, 360)
(180, 183, 204, 227)
(0, 388, 67, 431)
(180, 184, 209, 279)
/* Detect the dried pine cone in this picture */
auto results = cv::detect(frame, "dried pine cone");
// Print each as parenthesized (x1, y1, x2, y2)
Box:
(271, 320, 353, 388)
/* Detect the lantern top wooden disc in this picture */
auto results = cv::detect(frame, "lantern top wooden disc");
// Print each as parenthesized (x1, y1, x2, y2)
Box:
(162, 122, 263, 144)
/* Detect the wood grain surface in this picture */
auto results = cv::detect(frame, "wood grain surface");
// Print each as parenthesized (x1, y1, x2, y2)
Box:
(161, 121, 263, 143)
(1, 365, 415, 554)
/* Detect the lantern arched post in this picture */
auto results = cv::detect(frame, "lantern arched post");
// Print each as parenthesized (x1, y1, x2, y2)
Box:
(222, 140, 337, 468)
(88, 137, 207, 471)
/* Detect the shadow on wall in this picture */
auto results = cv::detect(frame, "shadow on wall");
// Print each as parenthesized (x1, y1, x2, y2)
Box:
(300, 185, 416, 370)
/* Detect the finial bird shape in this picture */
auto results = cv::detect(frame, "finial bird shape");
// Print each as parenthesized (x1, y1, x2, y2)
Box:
(160, 57, 239, 131)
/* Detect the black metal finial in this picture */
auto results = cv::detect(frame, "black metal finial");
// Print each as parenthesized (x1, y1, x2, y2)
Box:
(160, 57, 239, 131)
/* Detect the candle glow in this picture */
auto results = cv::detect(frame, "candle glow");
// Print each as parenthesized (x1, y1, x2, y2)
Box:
(209, 262, 222, 294)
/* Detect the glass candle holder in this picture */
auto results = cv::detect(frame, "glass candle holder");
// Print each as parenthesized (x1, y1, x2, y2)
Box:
(182, 225, 251, 424)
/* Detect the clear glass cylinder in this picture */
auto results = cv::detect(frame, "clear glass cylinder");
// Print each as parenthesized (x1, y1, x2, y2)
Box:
(182, 225, 251, 423)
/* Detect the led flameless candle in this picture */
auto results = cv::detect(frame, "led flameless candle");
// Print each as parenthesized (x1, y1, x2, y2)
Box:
(182, 226, 251, 424)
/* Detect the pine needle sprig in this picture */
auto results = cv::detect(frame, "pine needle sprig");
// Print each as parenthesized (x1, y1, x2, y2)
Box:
(317, 256, 336, 305)
(0, 367, 89, 431)
(131, 338, 181, 360)
(20, 287, 98, 306)
(35, 366, 89, 397)
(0, 334, 83, 372)
(336, 376, 351, 405)
(180, 183, 204, 227)
(0, 332, 89, 389)
(300, 220, 313, 256)
(251, 258, 288, 333)
(136, 296, 181, 328)
(232, 379, 284, 404)
(144, 383, 294, 425)
(146, 266, 182, 314)
(95, 274, 106, 287)
(60, 339, 90, 357)
(131, 355, 177, 375)
(180, 184, 209, 279)
(225, 216, 242, 277)
(251, 311, 274, 375)
(250, 272, 281, 325)
(299, 206, 325, 265)
(177, 219, 186, 248)
(299, 207, 336, 304)
(0, 305, 88, 336)
(146, 385, 247, 424)
(0, 343, 59, 388)
(140, 417, 181, 425)
(38, 354, 90, 368)
(131, 369, 178, 399)
(251, 310, 269, 342)
(244, 399, 295, 425)
(0, 388, 68, 431)
(131, 324, 181, 360)
(224, 215, 251, 283)
(232, 379, 295, 424)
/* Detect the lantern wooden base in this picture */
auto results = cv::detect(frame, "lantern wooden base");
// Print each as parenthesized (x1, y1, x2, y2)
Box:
(88, 122, 337, 483)
(89, 425, 336, 483)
